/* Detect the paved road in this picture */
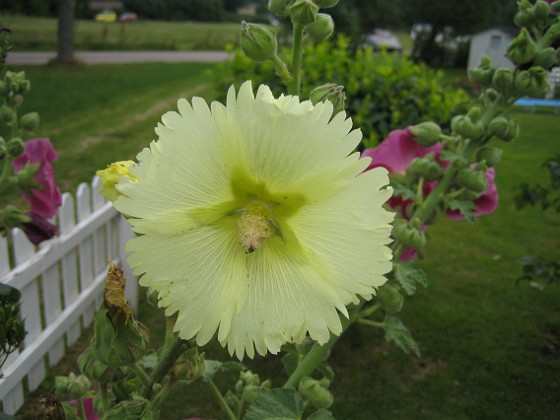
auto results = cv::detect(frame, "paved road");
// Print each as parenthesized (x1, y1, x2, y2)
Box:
(6, 51, 231, 65)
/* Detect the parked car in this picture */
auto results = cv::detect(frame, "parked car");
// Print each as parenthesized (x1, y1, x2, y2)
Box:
(119, 12, 138, 22)
(95, 10, 117, 23)
(365, 29, 402, 53)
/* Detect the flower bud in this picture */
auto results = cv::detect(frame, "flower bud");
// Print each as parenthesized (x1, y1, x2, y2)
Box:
(7, 137, 25, 158)
(407, 155, 444, 181)
(542, 22, 560, 47)
(67, 374, 91, 398)
(54, 375, 70, 396)
(0, 207, 26, 229)
(376, 284, 404, 315)
(305, 13, 334, 42)
(514, 67, 549, 97)
(514, 9, 536, 27)
(393, 221, 426, 250)
(410, 122, 441, 147)
(298, 377, 333, 409)
(78, 349, 124, 382)
(314, 0, 339, 7)
(15, 163, 41, 191)
(468, 67, 494, 86)
(485, 88, 499, 102)
(476, 146, 503, 167)
(533, 0, 551, 20)
(467, 106, 483, 121)
(240, 22, 278, 62)
(289, 0, 319, 26)
(173, 349, 205, 381)
(457, 168, 488, 193)
(451, 115, 483, 140)
(225, 391, 241, 412)
(20, 112, 40, 131)
(309, 83, 345, 115)
(268, 0, 290, 16)
(507, 28, 537, 65)
(552, 1, 560, 13)
(103, 398, 155, 420)
(242, 384, 260, 403)
(492, 68, 514, 94)
(96, 160, 139, 202)
(534, 47, 557, 69)
(0, 80, 7, 96)
(240, 370, 260, 386)
(0, 105, 15, 124)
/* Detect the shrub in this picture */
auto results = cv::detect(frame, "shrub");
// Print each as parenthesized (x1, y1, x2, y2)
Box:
(210, 36, 469, 146)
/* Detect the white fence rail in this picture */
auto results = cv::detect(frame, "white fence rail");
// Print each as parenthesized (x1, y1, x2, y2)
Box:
(0, 177, 137, 415)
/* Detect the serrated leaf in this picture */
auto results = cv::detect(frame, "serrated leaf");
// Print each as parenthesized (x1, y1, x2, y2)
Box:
(307, 409, 336, 420)
(394, 262, 428, 296)
(383, 315, 421, 357)
(390, 179, 416, 200)
(244, 388, 304, 420)
(448, 199, 476, 223)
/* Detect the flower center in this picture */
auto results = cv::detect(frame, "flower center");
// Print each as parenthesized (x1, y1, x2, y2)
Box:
(237, 209, 274, 253)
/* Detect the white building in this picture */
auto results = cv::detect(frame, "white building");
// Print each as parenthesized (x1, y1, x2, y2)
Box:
(467, 27, 517, 70)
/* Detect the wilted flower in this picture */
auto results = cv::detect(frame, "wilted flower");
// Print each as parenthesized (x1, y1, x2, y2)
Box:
(22, 211, 57, 245)
(12, 138, 62, 219)
(114, 82, 394, 359)
(96, 161, 139, 202)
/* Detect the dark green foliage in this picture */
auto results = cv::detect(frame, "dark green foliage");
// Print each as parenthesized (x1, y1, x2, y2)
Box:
(515, 154, 560, 212)
(210, 36, 468, 145)
(517, 256, 560, 288)
(0, 283, 26, 374)
(123, 0, 225, 21)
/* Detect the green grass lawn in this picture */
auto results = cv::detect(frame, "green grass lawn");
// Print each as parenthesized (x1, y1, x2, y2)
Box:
(0, 15, 241, 51)
(7, 62, 560, 419)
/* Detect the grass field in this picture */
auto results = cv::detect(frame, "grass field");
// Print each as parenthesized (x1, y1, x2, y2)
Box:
(0, 15, 241, 51)
(6, 62, 560, 419)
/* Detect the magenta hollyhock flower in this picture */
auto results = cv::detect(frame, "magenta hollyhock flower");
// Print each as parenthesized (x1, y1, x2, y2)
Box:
(21, 211, 57, 245)
(12, 138, 62, 219)
(69, 398, 99, 420)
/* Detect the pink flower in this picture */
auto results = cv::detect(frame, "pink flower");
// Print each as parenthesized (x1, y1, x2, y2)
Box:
(12, 138, 62, 219)
(22, 211, 57, 245)
(69, 398, 99, 420)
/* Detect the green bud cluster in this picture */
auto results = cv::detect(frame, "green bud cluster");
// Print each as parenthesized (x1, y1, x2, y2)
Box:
(298, 376, 333, 409)
(306, 13, 334, 42)
(456, 166, 488, 193)
(468, 56, 495, 87)
(507, 28, 537, 65)
(54, 372, 91, 399)
(393, 221, 426, 250)
(103, 396, 157, 420)
(451, 115, 484, 141)
(514, 67, 550, 97)
(407, 153, 444, 181)
(488, 116, 519, 142)
(78, 349, 125, 383)
(290, 0, 319, 26)
(1, 205, 31, 228)
(232, 369, 272, 406)
(476, 146, 503, 167)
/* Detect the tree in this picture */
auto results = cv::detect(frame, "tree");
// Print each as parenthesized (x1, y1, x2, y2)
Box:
(56, 0, 76, 64)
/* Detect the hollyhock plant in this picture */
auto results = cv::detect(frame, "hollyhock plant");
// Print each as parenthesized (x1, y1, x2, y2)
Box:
(362, 127, 499, 260)
(12, 138, 62, 219)
(114, 81, 394, 359)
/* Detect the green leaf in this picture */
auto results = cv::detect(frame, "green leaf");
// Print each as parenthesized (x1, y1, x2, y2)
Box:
(390, 179, 416, 200)
(307, 409, 336, 420)
(383, 315, 421, 357)
(244, 388, 304, 420)
(202, 359, 244, 382)
(394, 262, 428, 296)
(448, 199, 476, 223)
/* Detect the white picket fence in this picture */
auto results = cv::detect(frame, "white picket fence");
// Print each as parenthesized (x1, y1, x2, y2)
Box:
(0, 177, 137, 415)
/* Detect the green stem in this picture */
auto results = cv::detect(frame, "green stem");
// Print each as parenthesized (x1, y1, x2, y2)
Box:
(100, 384, 109, 413)
(208, 378, 237, 420)
(130, 363, 151, 391)
(145, 335, 187, 399)
(272, 54, 292, 84)
(289, 23, 305, 95)
(164, 316, 175, 354)
(0, 156, 12, 192)
(151, 377, 174, 411)
(359, 302, 381, 319)
(283, 305, 362, 389)
(78, 398, 87, 420)
(357, 319, 384, 328)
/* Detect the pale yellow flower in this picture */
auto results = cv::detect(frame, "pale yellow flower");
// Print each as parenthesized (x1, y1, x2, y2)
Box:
(115, 82, 394, 359)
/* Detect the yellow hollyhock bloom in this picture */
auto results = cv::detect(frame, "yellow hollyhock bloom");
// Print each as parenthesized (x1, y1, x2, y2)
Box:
(115, 82, 394, 359)
(96, 161, 139, 202)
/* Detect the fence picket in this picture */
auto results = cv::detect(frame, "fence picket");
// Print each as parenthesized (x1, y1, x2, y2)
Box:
(58, 193, 81, 345)
(76, 183, 97, 327)
(0, 178, 137, 414)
